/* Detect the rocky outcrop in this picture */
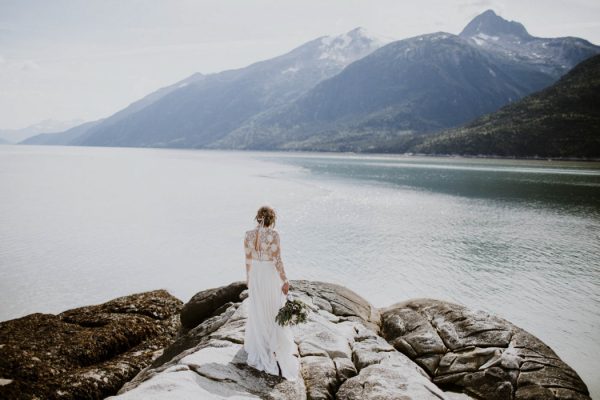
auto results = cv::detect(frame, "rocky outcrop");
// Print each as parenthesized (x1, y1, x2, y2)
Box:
(0, 290, 182, 400)
(381, 299, 590, 400)
(179, 281, 247, 333)
(110, 281, 472, 399)
(0, 282, 590, 400)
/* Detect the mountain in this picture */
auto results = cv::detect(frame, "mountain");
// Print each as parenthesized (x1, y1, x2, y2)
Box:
(208, 36, 552, 151)
(411, 54, 600, 158)
(0, 118, 85, 143)
(459, 9, 599, 79)
(211, 11, 600, 152)
(68, 28, 383, 148)
(461, 9, 530, 38)
(27, 10, 600, 154)
(21, 119, 104, 145)
(21, 73, 207, 146)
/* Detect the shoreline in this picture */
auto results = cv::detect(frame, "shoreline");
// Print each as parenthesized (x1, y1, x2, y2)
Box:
(0, 281, 592, 400)
(5, 143, 600, 164)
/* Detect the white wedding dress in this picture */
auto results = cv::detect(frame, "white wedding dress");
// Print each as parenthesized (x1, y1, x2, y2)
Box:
(242, 225, 300, 381)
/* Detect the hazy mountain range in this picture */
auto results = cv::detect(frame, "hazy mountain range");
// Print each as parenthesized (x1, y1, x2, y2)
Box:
(0, 118, 84, 144)
(20, 10, 600, 157)
(24, 27, 383, 147)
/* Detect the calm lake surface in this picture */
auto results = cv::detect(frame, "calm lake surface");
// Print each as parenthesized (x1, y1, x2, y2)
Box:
(1, 145, 599, 396)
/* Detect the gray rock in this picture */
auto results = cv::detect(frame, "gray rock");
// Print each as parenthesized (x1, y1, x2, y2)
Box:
(381, 298, 590, 400)
(150, 301, 241, 369)
(332, 357, 357, 383)
(295, 311, 354, 360)
(3, 281, 587, 400)
(111, 281, 455, 400)
(117, 339, 307, 400)
(179, 281, 247, 332)
(336, 360, 446, 400)
(290, 280, 382, 332)
(300, 355, 337, 400)
(351, 335, 395, 370)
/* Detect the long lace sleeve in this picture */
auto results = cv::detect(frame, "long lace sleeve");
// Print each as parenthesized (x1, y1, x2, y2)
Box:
(271, 231, 288, 283)
(243, 234, 252, 284)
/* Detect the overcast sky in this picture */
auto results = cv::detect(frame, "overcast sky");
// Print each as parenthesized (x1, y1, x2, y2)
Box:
(1, 0, 599, 130)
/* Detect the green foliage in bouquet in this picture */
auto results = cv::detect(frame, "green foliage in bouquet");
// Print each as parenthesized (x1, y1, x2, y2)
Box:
(275, 296, 309, 327)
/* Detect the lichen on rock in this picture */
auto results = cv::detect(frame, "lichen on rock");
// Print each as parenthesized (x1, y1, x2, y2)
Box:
(0, 290, 182, 400)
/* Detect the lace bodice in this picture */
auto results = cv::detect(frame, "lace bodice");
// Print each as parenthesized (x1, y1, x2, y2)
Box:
(244, 226, 288, 282)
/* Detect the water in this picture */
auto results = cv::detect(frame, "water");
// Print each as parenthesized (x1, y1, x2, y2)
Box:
(1, 145, 599, 397)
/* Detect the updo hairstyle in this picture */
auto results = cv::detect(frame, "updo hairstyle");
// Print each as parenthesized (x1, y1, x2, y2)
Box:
(255, 205, 276, 228)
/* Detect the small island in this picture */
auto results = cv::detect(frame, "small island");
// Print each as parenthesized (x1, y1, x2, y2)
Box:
(0, 281, 590, 399)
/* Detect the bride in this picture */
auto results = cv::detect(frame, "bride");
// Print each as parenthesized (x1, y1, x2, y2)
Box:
(242, 205, 300, 381)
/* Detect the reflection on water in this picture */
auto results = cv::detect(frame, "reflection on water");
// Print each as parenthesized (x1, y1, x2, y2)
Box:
(1, 146, 599, 397)
(261, 153, 600, 213)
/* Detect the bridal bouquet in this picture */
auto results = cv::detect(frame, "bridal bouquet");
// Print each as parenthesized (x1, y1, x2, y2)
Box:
(275, 293, 309, 327)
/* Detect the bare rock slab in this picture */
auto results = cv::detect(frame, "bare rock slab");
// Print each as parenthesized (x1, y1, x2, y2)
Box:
(179, 281, 247, 332)
(380, 298, 590, 400)
(111, 281, 458, 400)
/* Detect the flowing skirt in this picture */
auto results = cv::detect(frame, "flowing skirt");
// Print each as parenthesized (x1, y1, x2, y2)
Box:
(243, 259, 300, 381)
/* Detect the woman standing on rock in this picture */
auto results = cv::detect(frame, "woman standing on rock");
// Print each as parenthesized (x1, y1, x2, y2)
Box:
(243, 205, 300, 381)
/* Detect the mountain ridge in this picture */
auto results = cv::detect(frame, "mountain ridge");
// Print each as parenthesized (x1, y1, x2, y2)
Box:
(20, 10, 600, 157)
(212, 26, 597, 152)
(66, 29, 384, 148)
(459, 9, 598, 79)
(410, 54, 600, 158)
(460, 9, 531, 39)
(1, 118, 85, 143)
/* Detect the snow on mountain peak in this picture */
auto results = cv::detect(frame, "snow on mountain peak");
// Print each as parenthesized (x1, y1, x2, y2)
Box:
(318, 27, 386, 64)
(458, 10, 600, 78)
(471, 32, 500, 46)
